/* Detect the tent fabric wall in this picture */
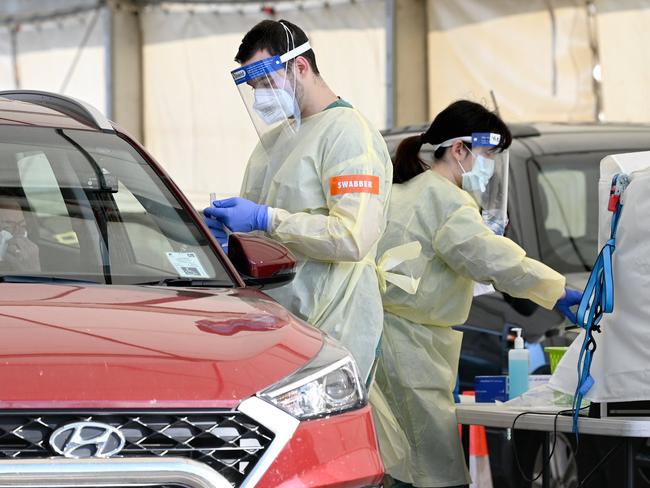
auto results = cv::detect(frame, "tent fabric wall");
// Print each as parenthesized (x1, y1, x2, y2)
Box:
(597, 0, 650, 122)
(1, 8, 107, 114)
(0, 26, 13, 89)
(0, 0, 649, 204)
(141, 0, 387, 206)
(426, 0, 596, 123)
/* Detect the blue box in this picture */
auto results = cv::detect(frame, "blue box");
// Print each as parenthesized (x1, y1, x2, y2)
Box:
(474, 375, 509, 403)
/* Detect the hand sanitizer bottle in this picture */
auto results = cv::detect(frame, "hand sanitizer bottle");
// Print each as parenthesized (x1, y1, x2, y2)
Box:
(508, 328, 529, 399)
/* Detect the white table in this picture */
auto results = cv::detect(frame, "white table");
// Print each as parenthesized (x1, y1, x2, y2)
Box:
(456, 404, 650, 488)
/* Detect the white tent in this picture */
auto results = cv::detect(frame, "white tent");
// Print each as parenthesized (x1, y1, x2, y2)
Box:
(0, 0, 649, 204)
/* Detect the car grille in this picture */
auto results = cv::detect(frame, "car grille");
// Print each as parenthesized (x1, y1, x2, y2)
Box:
(0, 410, 275, 487)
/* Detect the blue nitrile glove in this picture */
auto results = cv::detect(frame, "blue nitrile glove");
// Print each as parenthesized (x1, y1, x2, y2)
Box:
(554, 287, 583, 324)
(203, 197, 269, 233)
(202, 213, 228, 251)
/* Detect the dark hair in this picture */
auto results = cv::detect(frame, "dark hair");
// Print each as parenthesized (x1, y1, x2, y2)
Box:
(393, 100, 512, 183)
(235, 19, 320, 75)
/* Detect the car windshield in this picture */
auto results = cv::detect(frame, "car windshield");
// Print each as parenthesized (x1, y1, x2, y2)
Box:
(0, 126, 233, 286)
(528, 152, 603, 274)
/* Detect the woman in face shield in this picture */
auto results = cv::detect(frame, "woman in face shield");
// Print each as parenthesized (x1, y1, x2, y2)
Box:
(373, 100, 582, 488)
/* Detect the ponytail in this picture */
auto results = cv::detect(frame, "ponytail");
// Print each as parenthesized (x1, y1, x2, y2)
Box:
(393, 134, 429, 184)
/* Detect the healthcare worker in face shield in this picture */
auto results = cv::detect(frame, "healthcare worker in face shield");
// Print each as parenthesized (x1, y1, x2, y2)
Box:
(373, 100, 582, 487)
(203, 20, 393, 381)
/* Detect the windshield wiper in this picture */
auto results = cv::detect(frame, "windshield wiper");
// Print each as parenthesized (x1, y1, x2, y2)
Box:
(137, 278, 233, 288)
(0, 275, 101, 284)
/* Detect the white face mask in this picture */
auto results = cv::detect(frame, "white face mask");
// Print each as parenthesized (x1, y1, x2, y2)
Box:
(252, 87, 296, 125)
(457, 153, 495, 193)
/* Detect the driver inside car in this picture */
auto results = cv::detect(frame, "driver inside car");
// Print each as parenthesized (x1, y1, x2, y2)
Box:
(0, 196, 40, 273)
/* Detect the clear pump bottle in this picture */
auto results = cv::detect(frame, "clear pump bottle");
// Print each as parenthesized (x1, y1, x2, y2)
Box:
(508, 328, 529, 399)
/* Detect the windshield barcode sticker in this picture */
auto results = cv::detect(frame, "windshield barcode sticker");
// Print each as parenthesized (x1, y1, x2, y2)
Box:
(166, 252, 210, 279)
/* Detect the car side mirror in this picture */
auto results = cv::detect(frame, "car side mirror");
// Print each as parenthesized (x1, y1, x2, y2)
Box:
(227, 233, 296, 289)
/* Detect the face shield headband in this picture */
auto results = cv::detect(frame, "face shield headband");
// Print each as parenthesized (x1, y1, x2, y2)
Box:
(429, 132, 502, 152)
(231, 41, 312, 87)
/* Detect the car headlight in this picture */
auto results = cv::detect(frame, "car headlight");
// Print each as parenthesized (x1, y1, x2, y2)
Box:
(258, 335, 367, 420)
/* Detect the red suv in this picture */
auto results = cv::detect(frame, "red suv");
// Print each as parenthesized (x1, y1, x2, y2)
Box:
(0, 91, 383, 488)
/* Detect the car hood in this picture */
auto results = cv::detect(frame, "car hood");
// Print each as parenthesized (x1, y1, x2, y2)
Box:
(0, 284, 322, 409)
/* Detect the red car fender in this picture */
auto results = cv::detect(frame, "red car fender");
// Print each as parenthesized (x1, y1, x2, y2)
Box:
(257, 406, 384, 488)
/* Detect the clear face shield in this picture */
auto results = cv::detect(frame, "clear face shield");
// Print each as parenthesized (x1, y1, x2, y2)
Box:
(231, 41, 311, 150)
(467, 132, 509, 235)
(435, 132, 509, 234)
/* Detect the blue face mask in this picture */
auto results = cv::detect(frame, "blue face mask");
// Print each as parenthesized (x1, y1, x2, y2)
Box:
(457, 153, 495, 193)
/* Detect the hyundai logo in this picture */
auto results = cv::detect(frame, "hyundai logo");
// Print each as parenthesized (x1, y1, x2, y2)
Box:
(49, 422, 126, 458)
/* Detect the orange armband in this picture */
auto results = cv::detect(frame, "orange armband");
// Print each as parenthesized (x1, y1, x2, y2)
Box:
(329, 175, 379, 196)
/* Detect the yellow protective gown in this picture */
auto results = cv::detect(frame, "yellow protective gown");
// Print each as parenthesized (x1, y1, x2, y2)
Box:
(240, 106, 392, 380)
(374, 170, 565, 487)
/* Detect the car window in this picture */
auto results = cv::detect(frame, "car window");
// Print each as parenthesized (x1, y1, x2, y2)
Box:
(528, 153, 603, 273)
(0, 126, 233, 286)
(18, 151, 79, 248)
(538, 169, 587, 238)
(112, 181, 175, 273)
